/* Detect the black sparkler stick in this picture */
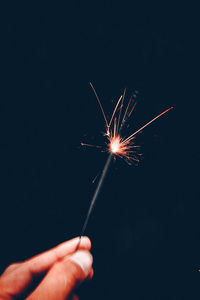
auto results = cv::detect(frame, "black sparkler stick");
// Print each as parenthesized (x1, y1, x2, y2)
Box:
(76, 152, 113, 249)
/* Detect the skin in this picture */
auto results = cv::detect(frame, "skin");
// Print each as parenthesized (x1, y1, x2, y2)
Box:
(0, 237, 93, 300)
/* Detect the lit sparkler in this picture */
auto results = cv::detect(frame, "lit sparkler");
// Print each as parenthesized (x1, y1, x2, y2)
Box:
(77, 83, 173, 248)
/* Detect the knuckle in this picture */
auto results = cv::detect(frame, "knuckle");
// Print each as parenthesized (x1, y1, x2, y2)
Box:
(1, 262, 23, 277)
(6, 262, 21, 271)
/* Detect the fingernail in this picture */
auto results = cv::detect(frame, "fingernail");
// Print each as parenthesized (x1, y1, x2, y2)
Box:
(70, 250, 93, 276)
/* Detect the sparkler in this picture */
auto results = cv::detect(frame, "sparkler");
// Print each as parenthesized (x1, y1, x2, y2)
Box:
(76, 83, 173, 249)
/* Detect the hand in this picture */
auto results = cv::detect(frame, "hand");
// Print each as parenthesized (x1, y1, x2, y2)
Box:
(0, 236, 93, 300)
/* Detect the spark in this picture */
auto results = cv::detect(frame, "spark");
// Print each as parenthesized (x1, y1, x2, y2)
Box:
(80, 142, 102, 149)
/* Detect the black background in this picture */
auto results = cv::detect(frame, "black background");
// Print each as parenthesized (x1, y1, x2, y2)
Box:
(1, 1, 199, 299)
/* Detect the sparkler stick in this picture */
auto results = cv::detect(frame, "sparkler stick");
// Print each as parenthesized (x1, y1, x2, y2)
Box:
(77, 84, 173, 249)
(76, 153, 113, 249)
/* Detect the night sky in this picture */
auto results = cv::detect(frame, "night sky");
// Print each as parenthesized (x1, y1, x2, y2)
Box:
(1, 2, 199, 299)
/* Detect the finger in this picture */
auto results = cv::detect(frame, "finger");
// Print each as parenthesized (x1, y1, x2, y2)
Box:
(27, 250, 93, 300)
(26, 236, 91, 275)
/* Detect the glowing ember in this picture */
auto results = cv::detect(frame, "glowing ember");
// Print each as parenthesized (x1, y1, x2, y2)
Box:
(109, 136, 121, 153)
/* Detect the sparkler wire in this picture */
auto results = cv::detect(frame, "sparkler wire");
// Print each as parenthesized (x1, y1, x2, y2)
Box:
(76, 152, 113, 249)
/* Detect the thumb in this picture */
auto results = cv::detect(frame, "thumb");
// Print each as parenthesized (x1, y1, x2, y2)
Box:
(27, 250, 93, 300)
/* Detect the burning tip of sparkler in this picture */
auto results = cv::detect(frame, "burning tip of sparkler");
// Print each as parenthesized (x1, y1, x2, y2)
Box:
(109, 136, 121, 154)
(107, 134, 137, 163)
(108, 135, 129, 155)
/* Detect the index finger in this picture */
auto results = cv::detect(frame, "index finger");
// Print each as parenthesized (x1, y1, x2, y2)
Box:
(26, 236, 91, 274)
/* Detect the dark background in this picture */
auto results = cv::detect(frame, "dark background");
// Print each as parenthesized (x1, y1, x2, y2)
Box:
(1, 1, 199, 299)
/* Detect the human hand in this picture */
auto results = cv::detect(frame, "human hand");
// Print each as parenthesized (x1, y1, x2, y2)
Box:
(0, 236, 93, 300)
